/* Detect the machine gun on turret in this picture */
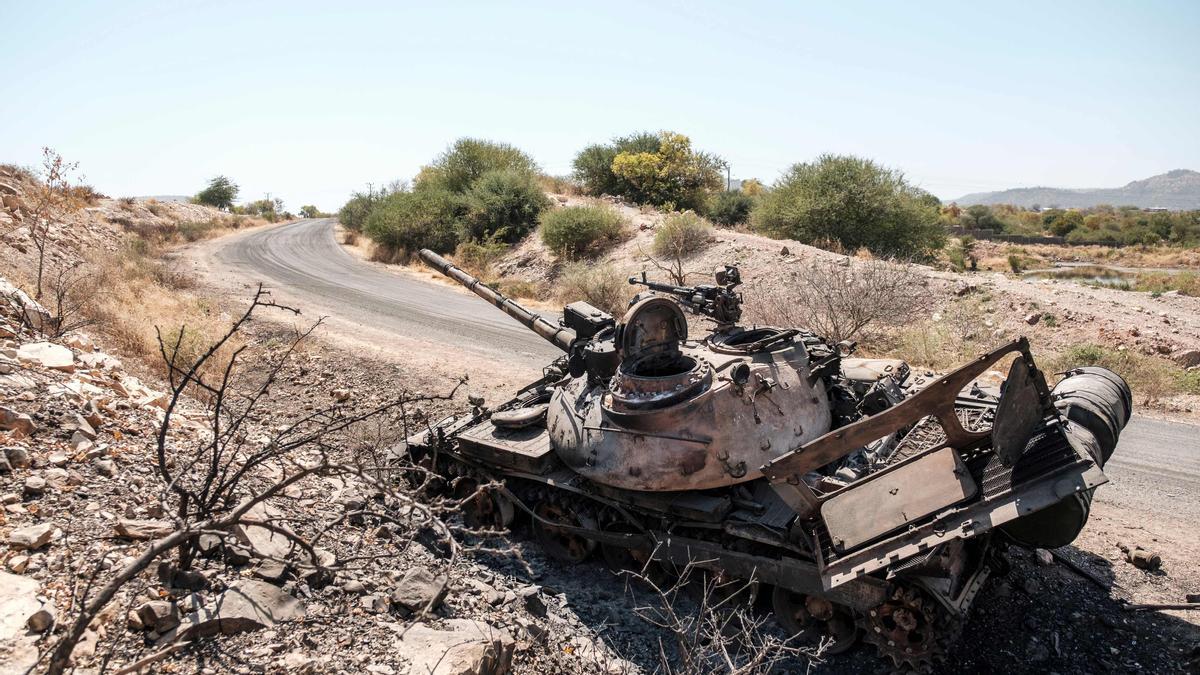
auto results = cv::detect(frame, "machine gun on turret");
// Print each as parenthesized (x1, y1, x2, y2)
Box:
(628, 265, 743, 326)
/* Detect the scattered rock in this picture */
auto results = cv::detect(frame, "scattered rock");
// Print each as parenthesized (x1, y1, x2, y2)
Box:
(361, 594, 389, 613)
(390, 568, 449, 612)
(0, 572, 41, 672)
(16, 341, 74, 371)
(0, 407, 35, 436)
(954, 282, 977, 296)
(234, 501, 298, 560)
(136, 600, 180, 633)
(253, 560, 290, 583)
(1173, 349, 1200, 368)
(4, 446, 30, 468)
(116, 518, 174, 540)
(26, 607, 55, 633)
(23, 476, 46, 496)
(518, 586, 547, 618)
(7, 555, 30, 574)
(164, 580, 304, 644)
(1024, 312, 1042, 325)
(1034, 549, 1054, 566)
(331, 388, 352, 402)
(94, 458, 116, 477)
(394, 619, 514, 675)
(9, 522, 54, 550)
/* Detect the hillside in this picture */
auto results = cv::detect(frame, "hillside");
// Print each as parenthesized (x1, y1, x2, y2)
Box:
(955, 169, 1200, 209)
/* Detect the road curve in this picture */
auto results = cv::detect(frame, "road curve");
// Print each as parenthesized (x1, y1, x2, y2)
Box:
(201, 218, 1196, 515)
(211, 218, 561, 367)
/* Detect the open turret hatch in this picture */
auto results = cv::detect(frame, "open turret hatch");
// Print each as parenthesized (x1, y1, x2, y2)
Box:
(617, 296, 690, 375)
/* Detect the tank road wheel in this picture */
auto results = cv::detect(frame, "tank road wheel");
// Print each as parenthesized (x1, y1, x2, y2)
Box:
(533, 501, 597, 563)
(452, 479, 515, 531)
(771, 587, 859, 655)
(600, 523, 653, 575)
(859, 585, 949, 672)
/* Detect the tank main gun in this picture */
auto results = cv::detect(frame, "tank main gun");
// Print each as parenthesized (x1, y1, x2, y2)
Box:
(628, 265, 743, 326)
(419, 249, 576, 352)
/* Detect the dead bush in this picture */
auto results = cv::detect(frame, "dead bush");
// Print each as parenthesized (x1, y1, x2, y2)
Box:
(44, 290, 472, 673)
(556, 261, 631, 315)
(626, 560, 825, 674)
(746, 257, 925, 344)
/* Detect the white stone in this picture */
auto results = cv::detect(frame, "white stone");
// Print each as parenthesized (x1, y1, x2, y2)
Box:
(17, 341, 75, 371)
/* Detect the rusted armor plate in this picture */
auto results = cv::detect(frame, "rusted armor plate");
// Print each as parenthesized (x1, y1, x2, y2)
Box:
(821, 447, 977, 552)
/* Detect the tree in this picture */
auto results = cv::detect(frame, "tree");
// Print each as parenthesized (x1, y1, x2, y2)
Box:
(609, 131, 723, 210)
(963, 204, 1000, 229)
(572, 132, 661, 198)
(461, 169, 550, 243)
(739, 178, 766, 196)
(194, 176, 239, 210)
(299, 205, 323, 218)
(23, 148, 85, 299)
(752, 154, 945, 258)
(415, 138, 539, 195)
(1046, 210, 1084, 236)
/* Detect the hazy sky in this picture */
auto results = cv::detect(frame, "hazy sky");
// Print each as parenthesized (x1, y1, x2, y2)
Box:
(2, 1, 1197, 211)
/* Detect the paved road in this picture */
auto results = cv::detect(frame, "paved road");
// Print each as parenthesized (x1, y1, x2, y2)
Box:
(204, 218, 1197, 513)
(211, 218, 561, 368)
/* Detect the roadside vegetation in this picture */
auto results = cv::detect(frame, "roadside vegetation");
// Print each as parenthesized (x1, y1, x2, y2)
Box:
(540, 204, 626, 258)
(753, 154, 945, 259)
(943, 202, 1200, 246)
(341, 139, 551, 263)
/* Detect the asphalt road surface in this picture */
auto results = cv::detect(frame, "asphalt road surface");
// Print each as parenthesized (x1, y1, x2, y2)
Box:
(212, 218, 561, 368)
(206, 218, 1197, 514)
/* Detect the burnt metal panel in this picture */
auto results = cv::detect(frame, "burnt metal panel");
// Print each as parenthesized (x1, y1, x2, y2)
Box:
(992, 356, 1050, 465)
(763, 339, 1035, 519)
(821, 447, 978, 552)
(457, 419, 558, 474)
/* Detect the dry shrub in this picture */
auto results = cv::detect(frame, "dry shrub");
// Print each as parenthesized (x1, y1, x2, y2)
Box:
(538, 174, 582, 196)
(653, 211, 713, 259)
(555, 262, 631, 315)
(453, 240, 509, 278)
(746, 257, 925, 344)
(1046, 344, 1181, 405)
(498, 278, 543, 300)
(369, 242, 410, 264)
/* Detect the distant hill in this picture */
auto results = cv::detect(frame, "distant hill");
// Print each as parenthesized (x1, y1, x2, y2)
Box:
(954, 169, 1200, 209)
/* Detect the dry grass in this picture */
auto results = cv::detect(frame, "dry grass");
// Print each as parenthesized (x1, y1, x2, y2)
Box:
(973, 240, 1200, 272)
(554, 262, 632, 315)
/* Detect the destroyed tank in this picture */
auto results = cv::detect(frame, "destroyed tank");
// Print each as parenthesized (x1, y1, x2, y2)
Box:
(408, 249, 1131, 670)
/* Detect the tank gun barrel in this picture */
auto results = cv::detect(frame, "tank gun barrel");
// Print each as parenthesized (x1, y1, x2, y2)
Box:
(419, 249, 575, 352)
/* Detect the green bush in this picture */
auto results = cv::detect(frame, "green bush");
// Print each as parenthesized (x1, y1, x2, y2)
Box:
(752, 154, 944, 258)
(453, 240, 510, 278)
(540, 205, 626, 257)
(194, 176, 239, 211)
(707, 190, 754, 226)
(653, 212, 713, 259)
(364, 190, 463, 257)
(572, 131, 722, 210)
(572, 132, 660, 198)
(556, 262, 629, 315)
(416, 138, 540, 194)
(462, 169, 550, 243)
